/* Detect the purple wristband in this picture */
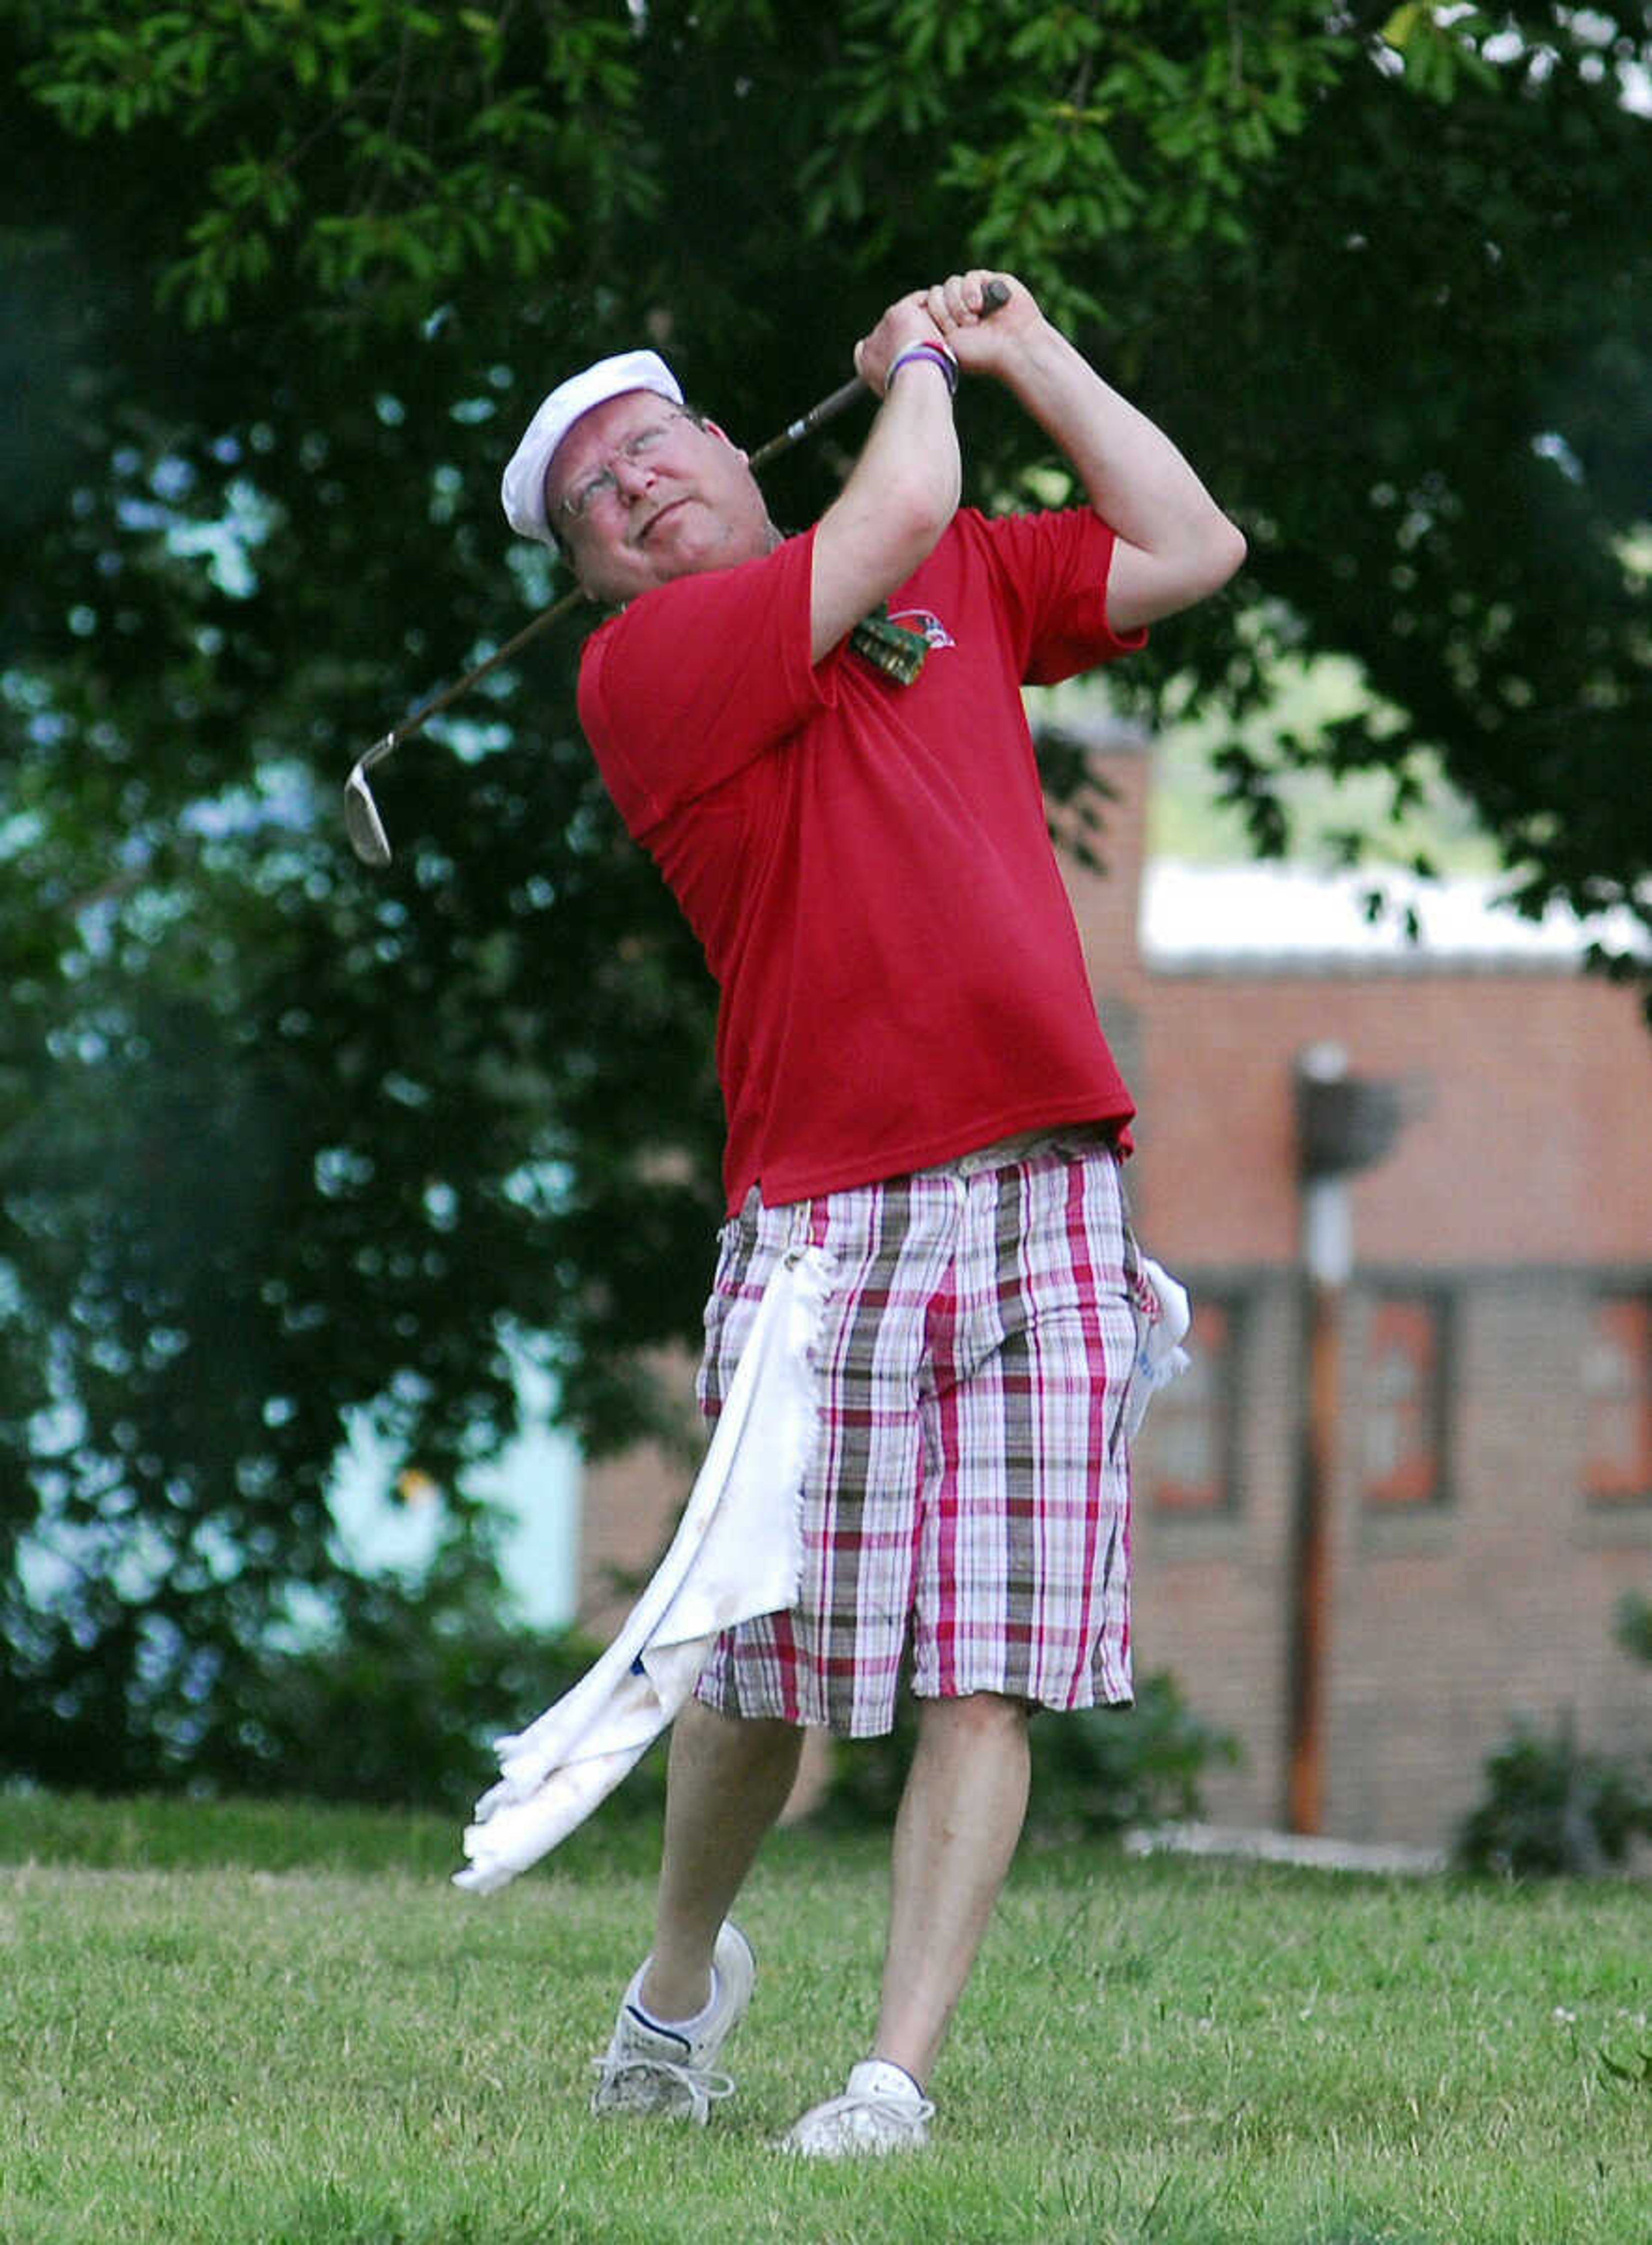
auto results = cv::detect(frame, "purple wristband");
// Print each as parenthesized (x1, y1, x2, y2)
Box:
(888, 341, 959, 397)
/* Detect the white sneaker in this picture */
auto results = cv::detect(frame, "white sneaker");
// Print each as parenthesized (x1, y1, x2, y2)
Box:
(589, 1922, 756, 2125)
(779, 2058, 935, 2157)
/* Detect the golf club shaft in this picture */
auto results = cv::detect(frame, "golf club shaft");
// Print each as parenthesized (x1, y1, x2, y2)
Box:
(388, 279, 1010, 742)
(748, 279, 1010, 470)
(382, 589, 586, 751)
(747, 373, 870, 472)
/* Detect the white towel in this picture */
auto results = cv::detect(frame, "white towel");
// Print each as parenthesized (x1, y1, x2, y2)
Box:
(453, 1244, 835, 1894)
(1124, 1254, 1192, 1440)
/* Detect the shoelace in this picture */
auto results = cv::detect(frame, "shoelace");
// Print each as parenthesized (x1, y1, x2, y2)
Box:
(805, 2085, 935, 2137)
(592, 2051, 735, 2126)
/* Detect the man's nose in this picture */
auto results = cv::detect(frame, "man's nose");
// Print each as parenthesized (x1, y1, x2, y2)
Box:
(612, 451, 658, 498)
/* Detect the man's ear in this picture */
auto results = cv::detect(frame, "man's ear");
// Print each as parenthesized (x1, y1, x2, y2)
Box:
(561, 536, 607, 608)
(702, 415, 747, 464)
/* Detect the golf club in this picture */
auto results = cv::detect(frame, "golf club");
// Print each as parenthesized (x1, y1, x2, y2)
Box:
(344, 279, 1009, 867)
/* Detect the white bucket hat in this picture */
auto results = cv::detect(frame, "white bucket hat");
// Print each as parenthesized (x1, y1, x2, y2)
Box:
(500, 348, 684, 547)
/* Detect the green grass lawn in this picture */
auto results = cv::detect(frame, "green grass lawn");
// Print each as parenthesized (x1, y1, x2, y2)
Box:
(0, 1793, 1646, 2245)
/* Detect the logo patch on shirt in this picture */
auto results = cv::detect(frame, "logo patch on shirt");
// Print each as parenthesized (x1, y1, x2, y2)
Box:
(888, 607, 956, 653)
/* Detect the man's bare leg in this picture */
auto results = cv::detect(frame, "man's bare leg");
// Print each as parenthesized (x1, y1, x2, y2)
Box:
(872, 1691, 1031, 2087)
(638, 1697, 803, 2021)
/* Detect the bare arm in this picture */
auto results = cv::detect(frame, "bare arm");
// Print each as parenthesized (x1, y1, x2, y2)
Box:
(808, 294, 962, 664)
(934, 271, 1246, 634)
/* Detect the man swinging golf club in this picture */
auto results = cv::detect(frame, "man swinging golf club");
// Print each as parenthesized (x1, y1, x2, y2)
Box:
(500, 269, 1245, 2156)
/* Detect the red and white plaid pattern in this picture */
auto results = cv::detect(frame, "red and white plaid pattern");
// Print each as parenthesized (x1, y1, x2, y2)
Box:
(693, 1133, 1138, 1736)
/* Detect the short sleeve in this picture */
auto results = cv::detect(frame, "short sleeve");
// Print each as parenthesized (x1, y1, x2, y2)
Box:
(971, 509, 1149, 685)
(577, 528, 833, 838)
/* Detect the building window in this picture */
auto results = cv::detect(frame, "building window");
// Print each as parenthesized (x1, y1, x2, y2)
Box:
(1147, 1293, 1240, 1514)
(1583, 1292, 1652, 1505)
(1361, 1292, 1448, 1509)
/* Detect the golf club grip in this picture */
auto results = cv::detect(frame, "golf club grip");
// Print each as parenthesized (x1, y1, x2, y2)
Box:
(748, 276, 1011, 470)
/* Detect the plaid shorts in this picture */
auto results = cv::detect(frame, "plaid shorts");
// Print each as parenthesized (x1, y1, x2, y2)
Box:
(692, 1131, 1139, 1736)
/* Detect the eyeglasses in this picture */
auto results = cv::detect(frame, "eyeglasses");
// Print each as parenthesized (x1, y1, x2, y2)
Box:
(554, 413, 694, 527)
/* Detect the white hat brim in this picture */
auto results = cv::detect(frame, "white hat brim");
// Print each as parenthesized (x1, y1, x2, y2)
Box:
(500, 349, 684, 546)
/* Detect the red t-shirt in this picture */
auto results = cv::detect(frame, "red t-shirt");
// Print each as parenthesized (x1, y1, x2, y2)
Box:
(578, 506, 1145, 1214)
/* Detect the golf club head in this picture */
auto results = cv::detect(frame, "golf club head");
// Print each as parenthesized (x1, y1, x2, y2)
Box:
(344, 738, 396, 866)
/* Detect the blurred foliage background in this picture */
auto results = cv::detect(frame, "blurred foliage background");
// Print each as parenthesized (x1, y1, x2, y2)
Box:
(1, 1, 1647, 1795)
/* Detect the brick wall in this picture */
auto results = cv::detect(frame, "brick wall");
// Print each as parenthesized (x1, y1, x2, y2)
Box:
(1073, 737, 1652, 1849)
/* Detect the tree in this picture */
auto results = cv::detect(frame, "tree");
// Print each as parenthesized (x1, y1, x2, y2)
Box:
(2, 0, 1647, 1789)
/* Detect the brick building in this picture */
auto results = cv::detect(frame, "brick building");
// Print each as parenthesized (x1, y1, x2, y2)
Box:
(582, 732, 1652, 1852)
